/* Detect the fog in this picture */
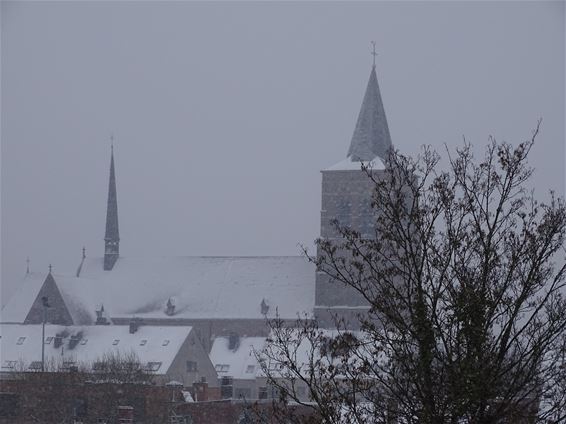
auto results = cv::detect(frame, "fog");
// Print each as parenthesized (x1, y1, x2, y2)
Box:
(1, 1, 564, 305)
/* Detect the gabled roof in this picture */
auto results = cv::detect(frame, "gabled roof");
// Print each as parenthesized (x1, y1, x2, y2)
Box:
(347, 66, 393, 162)
(2, 256, 315, 324)
(1, 273, 45, 323)
(209, 336, 267, 380)
(0, 323, 192, 374)
(76, 256, 314, 320)
(1, 273, 98, 325)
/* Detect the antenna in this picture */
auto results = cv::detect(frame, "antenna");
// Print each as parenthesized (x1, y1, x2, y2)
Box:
(371, 41, 377, 67)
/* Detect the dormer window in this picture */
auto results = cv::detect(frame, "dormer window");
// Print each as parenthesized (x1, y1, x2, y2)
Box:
(215, 364, 230, 372)
(140, 339, 147, 346)
(45, 336, 53, 344)
(80, 339, 87, 345)
(145, 362, 162, 372)
(16, 337, 25, 345)
(2, 360, 17, 370)
(162, 340, 170, 346)
(112, 339, 119, 345)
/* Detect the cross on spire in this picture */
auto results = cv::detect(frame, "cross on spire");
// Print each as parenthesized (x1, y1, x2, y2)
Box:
(48, 264, 52, 274)
(371, 41, 377, 68)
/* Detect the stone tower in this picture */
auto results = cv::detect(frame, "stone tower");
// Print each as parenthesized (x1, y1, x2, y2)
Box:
(104, 145, 120, 271)
(314, 63, 393, 328)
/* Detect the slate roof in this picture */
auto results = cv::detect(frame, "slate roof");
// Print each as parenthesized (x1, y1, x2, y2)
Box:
(2, 256, 316, 324)
(347, 66, 393, 162)
(77, 256, 315, 320)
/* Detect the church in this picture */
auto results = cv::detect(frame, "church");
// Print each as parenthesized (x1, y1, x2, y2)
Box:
(1, 59, 393, 388)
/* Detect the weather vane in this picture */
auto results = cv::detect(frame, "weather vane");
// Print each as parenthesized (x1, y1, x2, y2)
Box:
(371, 41, 377, 67)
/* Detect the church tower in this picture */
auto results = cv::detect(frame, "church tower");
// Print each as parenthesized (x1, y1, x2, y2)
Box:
(104, 145, 120, 271)
(315, 56, 393, 328)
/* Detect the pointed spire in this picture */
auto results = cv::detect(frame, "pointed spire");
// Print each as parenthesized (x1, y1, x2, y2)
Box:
(104, 142, 120, 271)
(347, 49, 393, 162)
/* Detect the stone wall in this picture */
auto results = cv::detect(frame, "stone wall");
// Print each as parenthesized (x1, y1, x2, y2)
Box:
(315, 168, 386, 329)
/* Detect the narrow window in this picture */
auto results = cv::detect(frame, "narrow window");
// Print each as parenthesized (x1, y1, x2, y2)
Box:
(186, 361, 197, 373)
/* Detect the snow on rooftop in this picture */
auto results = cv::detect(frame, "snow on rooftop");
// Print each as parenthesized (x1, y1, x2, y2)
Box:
(0, 323, 192, 374)
(71, 256, 315, 320)
(1, 273, 101, 325)
(209, 336, 267, 380)
(324, 155, 385, 172)
(0, 273, 44, 323)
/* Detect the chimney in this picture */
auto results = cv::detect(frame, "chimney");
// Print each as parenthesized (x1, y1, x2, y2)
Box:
(95, 304, 111, 325)
(129, 318, 141, 334)
(165, 297, 175, 316)
(228, 332, 240, 351)
(193, 377, 209, 402)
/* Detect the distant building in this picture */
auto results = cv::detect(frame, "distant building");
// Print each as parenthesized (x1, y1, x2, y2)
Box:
(0, 323, 218, 387)
(1, 60, 394, 393)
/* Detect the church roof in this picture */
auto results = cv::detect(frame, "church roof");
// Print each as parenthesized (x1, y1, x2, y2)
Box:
(76, 256, 315, 320)
(0, 272, 98, 325)
(347, 66, 393, 162)
(0, 256, 314, 324)
(105, 146, 119, 242)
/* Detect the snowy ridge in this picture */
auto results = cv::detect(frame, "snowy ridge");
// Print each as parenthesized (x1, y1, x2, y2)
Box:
(73, 256, 314, 320)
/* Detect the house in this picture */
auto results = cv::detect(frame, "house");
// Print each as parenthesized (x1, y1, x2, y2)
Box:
(0, 323, 218, 387)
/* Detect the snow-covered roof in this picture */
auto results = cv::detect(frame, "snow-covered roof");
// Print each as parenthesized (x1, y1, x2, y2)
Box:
(0, 323, 192, 374)
(324, 155, 385, 172)
(209, 336, 267, 380)
(71, 256, 315, 320)
(0, 272, 100, 325)
(0, 273, 45, 323)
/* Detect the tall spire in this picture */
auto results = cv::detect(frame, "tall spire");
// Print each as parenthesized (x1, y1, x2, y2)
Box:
(347, 50, 393, 162)
(104, 143, 120, 271)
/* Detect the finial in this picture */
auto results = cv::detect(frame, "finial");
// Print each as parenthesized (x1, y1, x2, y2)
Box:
(82, 246, 86, 259)
(26, 257, 30, 275)
(110, 134, 114, 153)
(371, 41, 377, 68)
(48, 264, 53, 274)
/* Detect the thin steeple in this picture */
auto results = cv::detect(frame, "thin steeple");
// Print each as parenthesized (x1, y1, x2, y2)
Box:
(347, 46, 393, 162)
(104, 142, 120, 271)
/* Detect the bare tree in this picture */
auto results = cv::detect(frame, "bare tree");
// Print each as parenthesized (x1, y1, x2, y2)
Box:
(6, 352, 158, 423)
(260, 123, 566, 423)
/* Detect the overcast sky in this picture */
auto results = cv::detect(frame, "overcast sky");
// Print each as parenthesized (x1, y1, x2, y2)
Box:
(1, 1, 564, 305)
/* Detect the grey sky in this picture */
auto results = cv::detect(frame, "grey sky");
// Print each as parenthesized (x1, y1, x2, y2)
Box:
(1, 1, 564, 305)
